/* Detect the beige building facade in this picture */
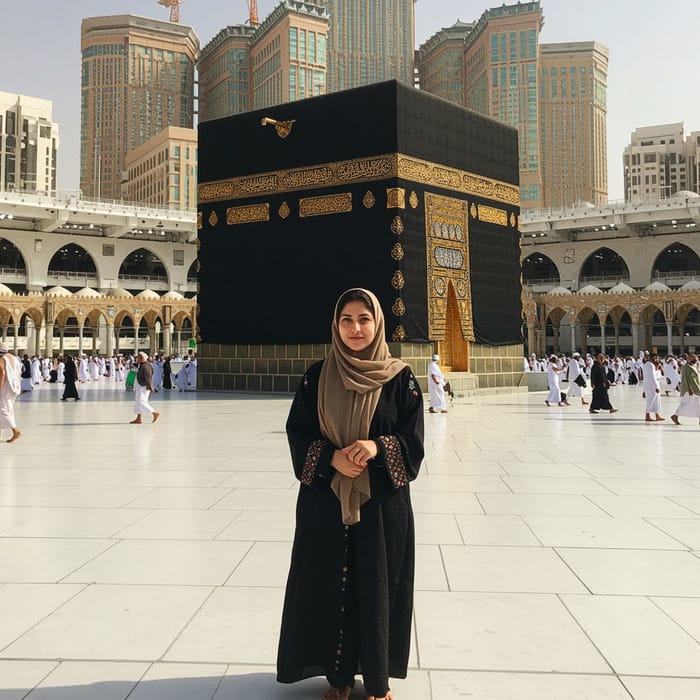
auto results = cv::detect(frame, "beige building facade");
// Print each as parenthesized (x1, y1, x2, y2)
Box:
(463, 2, 544, 208)
(416, 21, 472, 103)
(320, 0, 416, 92)
(520, 197, 700, 357)
(250, 1, 328, 110)
(539, 42, 608, 209)
(623, 123, 700, 203)
(80, 15, 199, 201)
(198, 25, 256, 122)
(0, 92, 59, 195)
(122, 127, 197, 210)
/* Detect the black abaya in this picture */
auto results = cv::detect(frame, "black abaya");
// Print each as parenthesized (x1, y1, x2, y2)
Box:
(277, 361, 424, 697)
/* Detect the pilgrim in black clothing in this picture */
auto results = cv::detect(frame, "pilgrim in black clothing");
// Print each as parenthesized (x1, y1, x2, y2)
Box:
(277, 289, 424, 700)
(61, 357, 80, 401)
(589, 353, 617, 414)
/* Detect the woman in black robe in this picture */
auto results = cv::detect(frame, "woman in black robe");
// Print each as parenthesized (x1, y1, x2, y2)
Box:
(61, 356, 80, 400)
(162, 357, 172, 390)
(277, 289, 424, 700)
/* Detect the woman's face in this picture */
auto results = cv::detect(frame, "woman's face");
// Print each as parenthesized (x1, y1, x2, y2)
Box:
(338, 300, 376, 353)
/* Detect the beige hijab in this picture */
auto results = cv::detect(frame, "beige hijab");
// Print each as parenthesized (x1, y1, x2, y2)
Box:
(318, 289, 407, 525)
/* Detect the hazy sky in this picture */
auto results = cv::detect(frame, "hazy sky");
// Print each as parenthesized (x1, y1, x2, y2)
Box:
(2, 0, 699, 200)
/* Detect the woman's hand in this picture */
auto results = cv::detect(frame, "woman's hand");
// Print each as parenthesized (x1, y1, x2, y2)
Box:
(341, 439, 378, 467)
(331, 450, 366, 478)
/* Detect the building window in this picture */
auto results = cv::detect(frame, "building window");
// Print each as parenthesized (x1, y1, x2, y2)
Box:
(290, 28, 297, 59)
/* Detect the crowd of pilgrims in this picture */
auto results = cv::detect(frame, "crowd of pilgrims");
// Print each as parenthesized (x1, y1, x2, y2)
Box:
(525, 350, 694, 416)
(526, 351, 685, 391)
(17, 351, 197, 394)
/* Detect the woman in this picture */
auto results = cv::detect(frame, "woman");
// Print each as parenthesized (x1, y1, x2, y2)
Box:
(61, 356, 80, 401)
(277, 288, 424, 700)
(545, 355, 567, 406)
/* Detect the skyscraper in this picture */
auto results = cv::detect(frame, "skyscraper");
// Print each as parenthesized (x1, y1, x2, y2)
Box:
(319, 0, 416, 92)
(416, 21, 473, 104)
(80, 15, 199, 200)
(250, 1, 329, 110)
(463, 2, 544, 208)
(539, 42, 608, 208)
(0, 92, 59, 195)
(198, 25, 256, 123)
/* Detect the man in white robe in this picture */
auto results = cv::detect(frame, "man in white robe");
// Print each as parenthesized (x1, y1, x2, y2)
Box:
(78, 356, 88, 382)
(642, 354, 664, 422)
(566, 353, 588, 406)
(670, 353, 700, 425)
(427, 354, 447, 413)
(130, 352, 159, 424)
(0, 343, 22, 442)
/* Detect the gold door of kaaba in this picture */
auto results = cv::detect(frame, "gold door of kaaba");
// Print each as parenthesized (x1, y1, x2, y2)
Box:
(425, 192, 473, 372)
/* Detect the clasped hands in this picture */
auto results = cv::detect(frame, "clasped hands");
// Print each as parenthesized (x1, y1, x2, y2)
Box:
(331, 439, 378, 478)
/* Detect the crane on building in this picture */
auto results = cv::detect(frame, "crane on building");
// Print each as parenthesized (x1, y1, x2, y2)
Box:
(248, 0, 260, 26)
(158, 0, 182, 23)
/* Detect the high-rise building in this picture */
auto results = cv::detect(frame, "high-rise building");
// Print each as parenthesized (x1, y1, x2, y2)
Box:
(0, 92, 59, 195)
(80, 15, 199, 200)
(463, 1, 544, 208)
(250, 1, 328, 110)
(623, 123, 691, 203)
(319, 0, 416, 92)
(198, 25, 256, 123)
(122, 126, 197, 210)
(539, 42, 608, 208)
(416, 21, 473, 105)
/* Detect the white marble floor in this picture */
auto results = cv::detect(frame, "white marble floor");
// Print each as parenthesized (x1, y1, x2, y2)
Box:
(1, 379, 700, 699)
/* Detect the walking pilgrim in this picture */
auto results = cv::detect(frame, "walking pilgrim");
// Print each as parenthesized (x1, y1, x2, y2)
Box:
(427, 353, 447, 413)
(545, 354, 567, 406)
(642, 353, 664, 422)
(0, 343, 22, 443)
(130, 352, 160, 424)
(566, 352, 588, 406)
(671, 353, 700, 425)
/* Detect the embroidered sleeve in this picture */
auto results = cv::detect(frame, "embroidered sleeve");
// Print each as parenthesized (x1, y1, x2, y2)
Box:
(301, 438, 328, 486)
(376, 435, 409, 487)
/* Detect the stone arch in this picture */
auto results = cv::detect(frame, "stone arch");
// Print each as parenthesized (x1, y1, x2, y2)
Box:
(118, 247, 169, 293)
(0, 238, 28, 292)
(674, 303, 700, 353)
(48, 243, 98, 283)
(604, 305, 633, 356)
(522, 252, 560, 285)
(651, 242, 700, 284)
(579, 247, 630, 287)
(639, 304, 667, 352)
(543, 307, 567, 354)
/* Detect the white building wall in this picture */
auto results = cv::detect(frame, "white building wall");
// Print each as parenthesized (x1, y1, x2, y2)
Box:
(0, 92, 59, 195)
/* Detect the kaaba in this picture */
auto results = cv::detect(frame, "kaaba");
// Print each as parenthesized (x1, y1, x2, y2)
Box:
(197, 80, 523, 392)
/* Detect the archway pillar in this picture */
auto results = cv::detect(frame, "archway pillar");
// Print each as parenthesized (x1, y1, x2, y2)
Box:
(614, 323, 620, 356)
(78, 325, 84, 355)
(106, 323, 114, 358)
(35, 323, 43, 356)
(45, 322, 54, 357)
(631, 322, 641, 356)
(667, 322, 673, 356)
(570, 321, 577, 354)
(163, 324, 172, 357)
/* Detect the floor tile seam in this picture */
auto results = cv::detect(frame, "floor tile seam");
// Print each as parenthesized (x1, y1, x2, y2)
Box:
(108, 509, 160, 539)
(1, 659, 61, 699)
(641, 517, 696, 550)
(221, 541, 257, 587)
(580, 494, 625, 516)
(0, 584, 89, 655)
(555, 593, 618, 675)
(157, 585, 226, 663)
(551, 546, 594, 595)
(666, 497, 700, 516)
(54, 539, 125, 584)
(648, 595, 700, 646)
